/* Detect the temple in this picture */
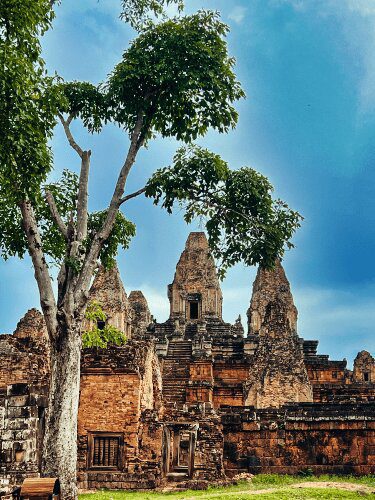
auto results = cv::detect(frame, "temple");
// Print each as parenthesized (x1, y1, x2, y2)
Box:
(0, 232, 374, 493)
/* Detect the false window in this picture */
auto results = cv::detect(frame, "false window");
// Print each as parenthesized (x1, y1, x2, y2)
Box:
(89, 433, 122, 469)
(332, 371, 337, 379)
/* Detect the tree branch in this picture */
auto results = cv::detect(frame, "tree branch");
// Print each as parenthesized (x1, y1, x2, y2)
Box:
(76, 150, 91, 242)
(73, 113, 145, 306)
(58, 112, 83, 158)
(45, 190, 68, 239)
(19, 200, 58, 340)
(119, 186, 147, 205)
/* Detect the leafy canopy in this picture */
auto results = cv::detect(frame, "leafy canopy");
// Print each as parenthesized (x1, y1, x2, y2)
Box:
(146, 145, 303, 277)
(0, 0, 63, 260)
(82, 301, 127, 348)
(0, 169, 136, 269)
(121, 0, 184, 30)
(0, 0, 301, 281)
(0, 0, 58, 200)
(58, 11, 245, 142)
(107, 10, 245, 141)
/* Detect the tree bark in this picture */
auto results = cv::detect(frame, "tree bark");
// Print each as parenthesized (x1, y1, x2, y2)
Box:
(42, 319, 82, 500)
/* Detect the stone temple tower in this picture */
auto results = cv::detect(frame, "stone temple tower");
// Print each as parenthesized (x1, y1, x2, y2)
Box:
(247, 260, 298, 335)
(168, 232, 223, 323)
(87, 264, 133, 337)
(245, 261, 313, 408)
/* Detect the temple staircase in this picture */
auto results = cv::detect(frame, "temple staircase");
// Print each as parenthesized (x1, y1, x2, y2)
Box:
(162, 339, 192, 404)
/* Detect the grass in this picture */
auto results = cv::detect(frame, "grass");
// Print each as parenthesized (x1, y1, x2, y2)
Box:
(79, 475, 375, 500)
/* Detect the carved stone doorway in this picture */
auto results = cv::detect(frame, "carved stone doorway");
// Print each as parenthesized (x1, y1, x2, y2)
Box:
(162, 423, 198, 481)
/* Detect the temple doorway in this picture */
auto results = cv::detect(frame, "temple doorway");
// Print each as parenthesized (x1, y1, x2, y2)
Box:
(162, 423, 198, 480)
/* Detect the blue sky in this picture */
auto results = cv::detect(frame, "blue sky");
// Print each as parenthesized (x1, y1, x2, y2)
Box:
(1, 0, 375, 366)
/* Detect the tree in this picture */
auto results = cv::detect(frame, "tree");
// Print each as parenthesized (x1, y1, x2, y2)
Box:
(0, 1, 302, 498)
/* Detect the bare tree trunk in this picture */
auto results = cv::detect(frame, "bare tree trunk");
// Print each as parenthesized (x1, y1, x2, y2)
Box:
(42, 319, 82, 500)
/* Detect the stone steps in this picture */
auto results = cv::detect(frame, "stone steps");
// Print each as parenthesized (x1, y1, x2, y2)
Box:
(162, 341, 192, 403)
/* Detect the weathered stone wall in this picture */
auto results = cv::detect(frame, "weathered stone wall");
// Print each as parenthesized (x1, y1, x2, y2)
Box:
(306, 358, 348, 385)
(0, 310, 49, 389)
(213, 361, 249, 408)
(187, 360, 214, 404)
(245, 301, 313, 408)
(0, 384, 48, 495)
(221, 403, 375, 476)
(312, 383, 375, 403)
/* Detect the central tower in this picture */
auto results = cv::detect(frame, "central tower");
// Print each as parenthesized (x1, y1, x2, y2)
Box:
(168, 232, 223, 323)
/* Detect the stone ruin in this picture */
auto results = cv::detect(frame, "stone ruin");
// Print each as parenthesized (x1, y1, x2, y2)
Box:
(0, 232, 374, 493)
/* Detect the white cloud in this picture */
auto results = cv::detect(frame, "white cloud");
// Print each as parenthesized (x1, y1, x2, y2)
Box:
(269, 0, 307, 11)
(294, 284, 375, 366)
(164, 4, 181, 18)
(272, 0, 375, 13)
(346, 0, 375, 16)
(228, 6, 247, 24)
(127, 284, 170, 323)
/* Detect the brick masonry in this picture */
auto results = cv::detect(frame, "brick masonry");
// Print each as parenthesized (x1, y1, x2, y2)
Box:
(0, 232, 374, 493)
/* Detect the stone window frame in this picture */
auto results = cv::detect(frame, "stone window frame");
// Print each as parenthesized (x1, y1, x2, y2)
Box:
(88, 431, 124, 471)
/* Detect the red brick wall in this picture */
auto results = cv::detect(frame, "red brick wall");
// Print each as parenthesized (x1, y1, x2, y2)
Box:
(78, 370, 141, 467)
(307, 366, 347, 384)
(213, 363, 248, 407)
(221, 405, 375, 476)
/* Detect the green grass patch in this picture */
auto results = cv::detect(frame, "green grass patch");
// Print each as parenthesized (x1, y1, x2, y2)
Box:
(215, 488, 373, 499)
(79, 474, 375, 500)
(251, 474, 375, 488)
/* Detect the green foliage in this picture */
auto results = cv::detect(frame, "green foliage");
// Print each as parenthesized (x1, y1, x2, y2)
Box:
(0, 0, 64, 261)
(55, 81, 109, 133)
(0, 1, 59, 200)
(120, 0, 184, 30)
(0, 182, 27, 259)
(0, 168, 77, 261)
(146, 145, 302, 276)
(106, 11, 245, 141)
(82, 302, 127, 348)
(87, 211, 136, 269)
(85, 301, 106, 322)
(0, 165, 136, 270)
(39, 169, 79, 262)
